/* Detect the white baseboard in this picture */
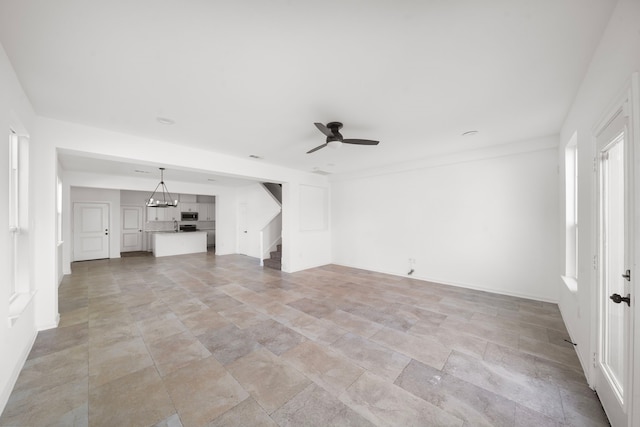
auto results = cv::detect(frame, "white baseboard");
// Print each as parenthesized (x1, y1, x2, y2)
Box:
(38, 313, 60, 331)
(0, 330, 37, 416)
(558, 304, 592, 387)
(331, 262, 559, 304)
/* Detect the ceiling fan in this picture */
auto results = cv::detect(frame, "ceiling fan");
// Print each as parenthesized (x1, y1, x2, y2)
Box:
(307, 122, 379, 154)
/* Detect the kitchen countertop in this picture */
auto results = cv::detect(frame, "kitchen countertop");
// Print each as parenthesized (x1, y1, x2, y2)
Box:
(147, 230, 208, 233)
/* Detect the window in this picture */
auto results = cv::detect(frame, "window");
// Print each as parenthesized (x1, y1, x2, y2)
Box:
(9, 130, 18, 231)
(8, 124, 31, 324)
(563, 132, 578, 291)
(57, 177, 63, 243)
(8, 129, 19, 299)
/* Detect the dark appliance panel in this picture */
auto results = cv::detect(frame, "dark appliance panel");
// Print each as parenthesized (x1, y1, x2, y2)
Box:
(181, 211, 198, 221)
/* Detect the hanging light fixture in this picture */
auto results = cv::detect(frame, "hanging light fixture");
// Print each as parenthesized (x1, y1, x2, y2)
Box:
(146, 167, 178, 208)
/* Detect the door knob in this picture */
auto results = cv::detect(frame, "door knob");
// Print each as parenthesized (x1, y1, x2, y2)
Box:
(610, 293, 631, 306)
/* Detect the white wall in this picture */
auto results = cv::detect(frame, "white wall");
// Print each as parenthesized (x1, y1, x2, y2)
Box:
(332, 138, 559, 302)
(282, 182, 332, 271)
(56, 159, 65, 283)
(214, 193, 237, 256)
(0, 43, 38, 415)
(120, 189, 148, 206)
(60, 179, 72, 275)
(558, 0, 640, 407)
(70, 187, 121, 260)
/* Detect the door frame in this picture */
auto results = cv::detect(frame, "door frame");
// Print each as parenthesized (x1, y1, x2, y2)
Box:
(591, 72, 639, 427)
(120, 205, 144, 252)
(72, 201, 111, 261)
(631, 72, 640, 427)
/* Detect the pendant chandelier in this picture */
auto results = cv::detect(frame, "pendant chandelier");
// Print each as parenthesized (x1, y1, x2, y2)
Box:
(146, 167, 178, 208)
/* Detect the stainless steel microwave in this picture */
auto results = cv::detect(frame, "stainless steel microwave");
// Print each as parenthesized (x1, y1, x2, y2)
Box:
(181, 211, 198, 221)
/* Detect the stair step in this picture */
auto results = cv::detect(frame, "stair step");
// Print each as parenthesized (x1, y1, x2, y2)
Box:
(263, 258, 282, 270)
(264, 243, 282, 270)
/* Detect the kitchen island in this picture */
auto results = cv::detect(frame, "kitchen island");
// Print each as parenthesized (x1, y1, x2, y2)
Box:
(151, 231, 207, 257)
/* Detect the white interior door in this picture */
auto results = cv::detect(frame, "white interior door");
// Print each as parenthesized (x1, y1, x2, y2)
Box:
(121, 206, 143, 252)
(73, 202, 110, 261)
(595, 106, 633, 427)
(238, 203, 249, 255)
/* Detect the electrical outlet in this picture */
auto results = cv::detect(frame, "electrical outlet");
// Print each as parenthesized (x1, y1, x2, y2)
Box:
(407, 258, 416, 275)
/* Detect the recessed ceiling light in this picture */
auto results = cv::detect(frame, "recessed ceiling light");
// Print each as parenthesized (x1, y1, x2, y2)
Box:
(462, 130, 479, 137)
(312, 169, 332, 176)
(249, 155, 263, 159)
(134, 169, 151, 174)
(156, 117, 175, 125)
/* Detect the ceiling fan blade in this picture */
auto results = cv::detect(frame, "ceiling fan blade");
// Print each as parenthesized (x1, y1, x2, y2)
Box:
(314, 122, 334, 137)
(342, 139, 379, 146)
(307, 143, 328, 154)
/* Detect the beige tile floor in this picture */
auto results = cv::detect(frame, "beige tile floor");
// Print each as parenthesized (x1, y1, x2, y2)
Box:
(0, 253, 609, 426)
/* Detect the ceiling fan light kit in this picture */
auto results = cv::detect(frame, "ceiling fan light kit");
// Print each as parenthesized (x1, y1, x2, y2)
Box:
(146, 167, 178, 208)
(307, 122, 380, 154)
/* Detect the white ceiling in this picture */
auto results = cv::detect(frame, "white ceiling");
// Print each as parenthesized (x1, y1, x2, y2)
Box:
(0, 0, 617, 176)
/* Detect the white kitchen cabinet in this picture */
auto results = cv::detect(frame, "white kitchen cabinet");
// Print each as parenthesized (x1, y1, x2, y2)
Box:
(196, 203, 206, 219)
(147, 206, 163, 221)
(165, 205, 179, 221)
(181, 202, 198, 213)
(147, 205, 179, 221)
(198, 203, 215, 221)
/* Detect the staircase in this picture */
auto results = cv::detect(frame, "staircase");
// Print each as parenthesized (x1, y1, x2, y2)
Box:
(262, 182, 282, 203)
(263, 244, 282, 270)
(260, 182, 282, 271)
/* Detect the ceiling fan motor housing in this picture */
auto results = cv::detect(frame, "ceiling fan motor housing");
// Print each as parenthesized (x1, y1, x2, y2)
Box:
(326, 122, 344, 142)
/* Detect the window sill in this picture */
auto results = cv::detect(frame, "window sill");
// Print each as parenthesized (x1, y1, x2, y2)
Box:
(8, 291, 36, 328)
(561, 275, 578, 294)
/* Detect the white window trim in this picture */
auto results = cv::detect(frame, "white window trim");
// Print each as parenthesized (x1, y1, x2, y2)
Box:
(8, 129, 20, 301)
(563, 131, 578, 293)
(7, 121, 34, 327)
(57, 176, 64, 245)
